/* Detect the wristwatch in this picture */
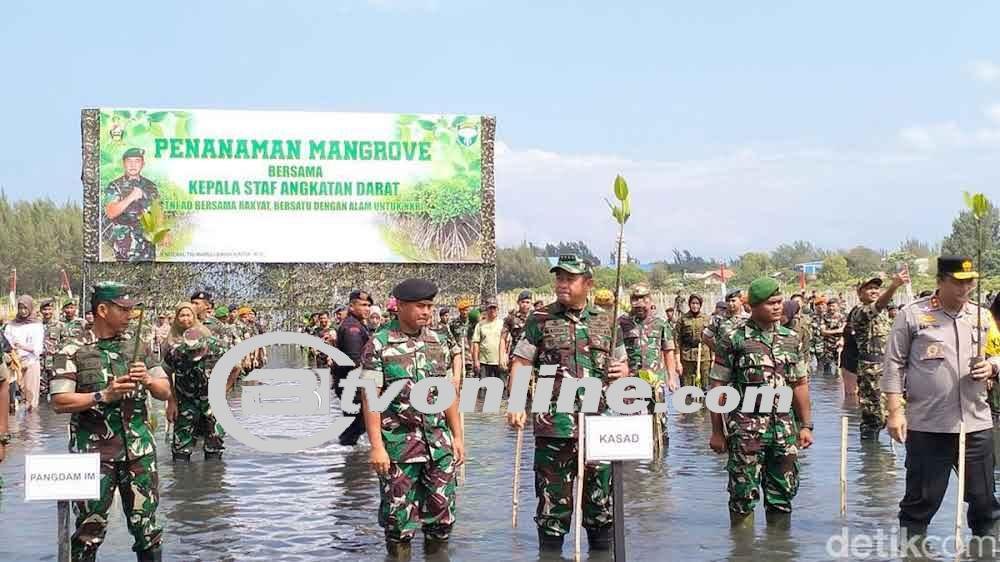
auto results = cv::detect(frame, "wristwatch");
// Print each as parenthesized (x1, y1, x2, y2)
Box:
(92, 391, 104, 405)
(801, 422, 815, 431)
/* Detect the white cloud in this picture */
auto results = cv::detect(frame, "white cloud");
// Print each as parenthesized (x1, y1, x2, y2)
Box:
(898, 122, 965, 151)
(967, 60, 1000, 83)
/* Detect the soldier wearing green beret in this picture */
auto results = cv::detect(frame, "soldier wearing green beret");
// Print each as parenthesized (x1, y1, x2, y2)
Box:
(506, 254, 629, 552)
(103, 148, 159, 261)
(50, 282, 172, 561)
(708, 277, 814, 528)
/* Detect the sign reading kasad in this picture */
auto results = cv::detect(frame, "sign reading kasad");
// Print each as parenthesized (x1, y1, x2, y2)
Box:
(25, 454, 101, 502)
(585, 415, 654, 462)
(93, 108, 488, 264)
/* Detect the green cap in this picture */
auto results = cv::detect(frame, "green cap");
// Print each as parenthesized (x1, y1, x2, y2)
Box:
(748, 277, 781, 306)
(122, 147, 145, 159)
(91, 281, 140, 307)
(214, 305, 230, 318)
(550, 254, 593, 276)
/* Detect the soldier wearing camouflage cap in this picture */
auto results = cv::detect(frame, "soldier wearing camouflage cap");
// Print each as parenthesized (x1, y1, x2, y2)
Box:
(619, 284, 679, 440)
(359, 278, 465, 558)
(709, 277, 814, 529)
(103, 148, 159, 261)
(50, 282, 172, 561)
(506, 254, 629, 552)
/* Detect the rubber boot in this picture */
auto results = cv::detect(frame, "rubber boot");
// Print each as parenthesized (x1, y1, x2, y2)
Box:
(172, 451, 191, 462)
(764, 508, 791, 530)
(423, 536, 448, 556)
(204, 451, 223, 460)
(586, 526, 612, 551)
(537, 529, 564, 552)
(729, 510, 754, 529)
(970, 520, 1000, 558)
(136, 546, 162, 562)
(899, 526, 933, 559)
(385, 540, 412, 559)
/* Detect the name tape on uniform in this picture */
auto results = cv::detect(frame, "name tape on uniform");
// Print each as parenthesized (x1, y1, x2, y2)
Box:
(585, 415, 654, 462)
(25, 454, 101, 501)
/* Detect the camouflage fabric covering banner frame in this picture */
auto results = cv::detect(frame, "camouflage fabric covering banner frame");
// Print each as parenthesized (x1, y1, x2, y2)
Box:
(81, 109, 497, 323)
(85, 108, 491, 264)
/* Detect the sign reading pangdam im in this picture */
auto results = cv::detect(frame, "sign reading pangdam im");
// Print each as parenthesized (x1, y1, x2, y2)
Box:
(95, 108, 486, 263)
(25, 454, 101, 501)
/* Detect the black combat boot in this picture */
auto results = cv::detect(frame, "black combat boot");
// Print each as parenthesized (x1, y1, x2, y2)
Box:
(204, 451, 223, 460)
(136, 546, 162, 562)
(385, 540, 412, 559)
(423, 536, 449, 556)
(172, 451, 191, 462)
(537, 529, 564, 552)
(586, 526, 612, 551)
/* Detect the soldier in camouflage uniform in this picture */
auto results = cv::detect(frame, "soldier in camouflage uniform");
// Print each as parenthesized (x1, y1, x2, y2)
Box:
(818, 298, 846, 377)
(60, 300, 88, 344)
(449, 298, 473, 378)
(620, 284, 679, 437)
(851, 272, 908, 440)
(703, 289, 749, 353)
(164, 302, 226, 461)
(102, 148, 159, 261)
(708, 278, 814, 528)
(808, 297, 828, 365)
(50, 282, 172, 562)
(675, 294, 712, 390)
(359, 278, 465, 558)
(501, 291, 533, 370)
(40, 299, 58, 399)
(506, 254, 628, 552)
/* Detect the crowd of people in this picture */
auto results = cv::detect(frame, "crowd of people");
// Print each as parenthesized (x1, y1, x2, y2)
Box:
(1, 253, 999, 559)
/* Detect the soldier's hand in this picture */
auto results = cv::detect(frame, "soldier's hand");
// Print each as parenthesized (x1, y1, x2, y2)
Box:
(607, 360, 628, 379)
(128, 187, 145, 202)
(893, 269, 911, 287)
(128, 362, 150, 385)
(506, 411, 526, 429)
(797, 428, 814, 449)
(667, 373, 680, 392)
(104, 375, 137, 402)
(970, 358, 994, 381)
(369, 446, 391, 477)
(709, 430, 727, 454)
(452, 438, 466, 466)
(887, 411, 907, 444)
(166, 399, 178, 423)
(0, 443, 5, 463)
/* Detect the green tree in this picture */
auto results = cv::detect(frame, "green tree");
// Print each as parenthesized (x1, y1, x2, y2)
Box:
(844, 245, 883, 277)
(941, 200, 1000, 275)
(899, 238, 932, 258)
(733, 252, 770, 287)
(541, 240, 601, 266)
(648, 263, 673, 290)
(818, 255, 850, 284)
(770, 241, 824, 270)
(497, 244, 551, 291)
(594, 264, 647, 291)
(0, 193, 83, 298)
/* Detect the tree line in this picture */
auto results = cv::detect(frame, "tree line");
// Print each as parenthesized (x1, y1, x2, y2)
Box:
(0, 193, 82, 298)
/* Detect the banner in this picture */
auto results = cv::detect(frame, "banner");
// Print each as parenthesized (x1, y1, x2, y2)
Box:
(96, 108, 485, 263)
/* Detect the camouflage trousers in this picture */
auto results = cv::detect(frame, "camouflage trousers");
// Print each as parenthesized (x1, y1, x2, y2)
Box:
(857, 360, 886, 435)
(726, 421, 800, 515)
(72, 454, 161, 560)
(534, 436, 613, 537)
(172, 394, 225, 455)
(680, 360, 708, 390)
(378, 455, 457, 542)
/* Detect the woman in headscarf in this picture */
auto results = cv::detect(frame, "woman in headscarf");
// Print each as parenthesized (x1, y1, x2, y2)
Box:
(163, 301, 225, 461)
(3, 295, 44, 412)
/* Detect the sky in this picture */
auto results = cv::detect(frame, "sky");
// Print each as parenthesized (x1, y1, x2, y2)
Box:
(1, 1, 998, 263)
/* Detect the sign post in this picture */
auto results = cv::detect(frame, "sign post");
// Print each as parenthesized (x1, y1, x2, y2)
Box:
(25, 454, 101, 562)
(585, 414, 654, 561)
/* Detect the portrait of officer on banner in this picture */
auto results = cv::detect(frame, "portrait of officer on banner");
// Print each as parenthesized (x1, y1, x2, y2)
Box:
(101, 146, 161, 261)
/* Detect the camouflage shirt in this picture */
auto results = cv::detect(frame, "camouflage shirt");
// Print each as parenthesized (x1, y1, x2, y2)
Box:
(704, 311, 748, 351)
(448, 317, 472, 363)
(102, 175, 158, 261)
(502, 309, 530, 361)
(619, 313, 674, 380)
(674, 312, 711, 363)
(50, 330, 167, 461)
(513, 302, 626, 439)
(821, 311, 846, 351)
(850, 302, 893, 362)
(360, 318, 461, 464)
(163, 331, 224, 398)
(43, 318, 61, 369)
(709, 320, 803, 434)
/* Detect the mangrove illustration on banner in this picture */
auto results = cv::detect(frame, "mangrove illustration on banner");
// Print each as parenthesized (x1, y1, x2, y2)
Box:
(96, 108, 485, 263)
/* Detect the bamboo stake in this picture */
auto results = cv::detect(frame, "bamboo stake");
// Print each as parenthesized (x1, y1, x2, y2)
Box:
(512, 427, 523, 528)
(956, 422, 967, 554)
(840, 416, 847, 517)
(696, 343, 703, 397)
(574, 412, 585, 559)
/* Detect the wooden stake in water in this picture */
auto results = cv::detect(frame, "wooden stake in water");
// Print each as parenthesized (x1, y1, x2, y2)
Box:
(574, 412, 585, 559)
(58, 500, 70, 562)
(512, 427, 523, 528)
(840, 416, 848, 517)
(956, 422, 967, 553)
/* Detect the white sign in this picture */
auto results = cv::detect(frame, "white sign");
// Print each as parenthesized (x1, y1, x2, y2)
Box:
(25, 454, 101, 501)
(585, 415, 654, 462)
